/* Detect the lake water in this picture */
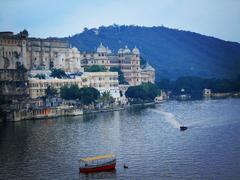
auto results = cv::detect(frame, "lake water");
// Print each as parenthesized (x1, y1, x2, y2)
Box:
(0, 98, 240, 179)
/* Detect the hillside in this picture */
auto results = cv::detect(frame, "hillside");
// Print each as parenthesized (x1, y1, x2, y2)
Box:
(66, 25, 240, 80)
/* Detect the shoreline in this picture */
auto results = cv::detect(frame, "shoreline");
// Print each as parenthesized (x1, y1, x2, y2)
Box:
(1, 96, 239, 123)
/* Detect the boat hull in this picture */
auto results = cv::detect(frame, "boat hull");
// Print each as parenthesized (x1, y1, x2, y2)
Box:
(79, 162, 116, 173)
(180, 126, 188, 131)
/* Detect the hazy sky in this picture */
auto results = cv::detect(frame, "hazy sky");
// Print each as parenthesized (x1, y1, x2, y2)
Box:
(0, 0, 240, 42)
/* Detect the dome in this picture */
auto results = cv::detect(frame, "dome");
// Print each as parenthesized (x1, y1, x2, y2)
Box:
(132, 46, 140, 54)
(97, 43, 107, 53)
(118, 48, 123, 54)
(72, 47, 79, 52)
(106, 46, 112, 54)
(144, 63, 155, 71)
(123, 45, 130, 54)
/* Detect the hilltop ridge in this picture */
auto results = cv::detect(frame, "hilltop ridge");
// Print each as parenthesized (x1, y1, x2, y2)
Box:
(66, 25, 240, 80)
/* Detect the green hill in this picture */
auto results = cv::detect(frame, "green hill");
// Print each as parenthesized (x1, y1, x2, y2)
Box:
(66, 25, 240, 80)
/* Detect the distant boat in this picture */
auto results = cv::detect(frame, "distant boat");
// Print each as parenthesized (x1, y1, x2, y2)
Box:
(79, 154, 116, 173)
(180, 126, 188, 131)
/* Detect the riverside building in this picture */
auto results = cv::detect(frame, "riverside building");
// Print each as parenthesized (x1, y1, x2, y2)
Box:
(28, 71, 121, 101)
(0, 30, 155, 121)
(81, 43, 155, 86)
(1, 30, 155, 101)
(0, 30, 83, 72)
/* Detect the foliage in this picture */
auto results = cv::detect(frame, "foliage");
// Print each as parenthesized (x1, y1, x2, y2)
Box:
(156, 78, 171, 91)
(98, 91, 114, 105)
(78, 87, 100, 105)
(45, 86, 58, 97)
(125, 82, 159, 101)
(34, 74, 46, 79)
(85, 65, 107, 72)
(156, 76, 240, 97)
(0, 96, 10, 105)
(109, 66, 128, 84)
(17, 64, 27, 73)
(14, 51, 20, 59)
(50, 68, 66, 78)
(60, 85, 79, 100)
(60, 85, 100, 105)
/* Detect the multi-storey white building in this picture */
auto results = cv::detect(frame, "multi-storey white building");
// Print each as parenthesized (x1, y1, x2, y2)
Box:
(81, 43, 155, 86)
(28, 71, 121, 100)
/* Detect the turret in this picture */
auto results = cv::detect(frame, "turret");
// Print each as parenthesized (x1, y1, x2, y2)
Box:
(132, 46, 140, 55)
(97, 43, 107, 53)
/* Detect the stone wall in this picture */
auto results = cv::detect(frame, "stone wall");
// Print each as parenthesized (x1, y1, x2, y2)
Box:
(0, 69, 29, 97)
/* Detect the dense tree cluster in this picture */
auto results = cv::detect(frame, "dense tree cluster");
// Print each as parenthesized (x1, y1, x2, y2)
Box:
(98, 91, 114, 105)
(50, 68, 66, 78)
(60, 85, 100, 105)
(45, 86, 58, 97)
(85, 65, 107, 72)
(125, 82, 159, 101)
(157, 76, 240, 97)
(34, 74, 46, 79)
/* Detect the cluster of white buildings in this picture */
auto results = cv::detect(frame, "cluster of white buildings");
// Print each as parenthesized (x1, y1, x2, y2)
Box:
(0, 30, 155, 103)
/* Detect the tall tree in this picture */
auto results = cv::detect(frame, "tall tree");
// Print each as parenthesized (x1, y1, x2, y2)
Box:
(78, 87, 100, 105)
(60, 85, 79, 100)
(109, 66, 128, 84)
(45, 86, 58, 97)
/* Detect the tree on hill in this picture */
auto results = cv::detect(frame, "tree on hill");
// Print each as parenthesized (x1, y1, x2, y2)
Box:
(156, 78, 171, 91)
(68, 25, 240, 80)
(50, 68, 66, 78)
(85, 65, 107, 72)
(156, 76, 240, 98)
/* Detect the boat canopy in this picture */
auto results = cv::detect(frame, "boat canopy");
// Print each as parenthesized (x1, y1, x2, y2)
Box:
(80, 154, 115, 162)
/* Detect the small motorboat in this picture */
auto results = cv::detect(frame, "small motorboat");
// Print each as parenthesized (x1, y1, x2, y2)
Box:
(123, 164, 128, 169)
(79, 154, 116, 173)
(180, 126, 188, 131)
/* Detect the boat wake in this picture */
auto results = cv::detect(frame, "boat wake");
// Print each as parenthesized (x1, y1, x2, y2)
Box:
(150, 109, 182, 129)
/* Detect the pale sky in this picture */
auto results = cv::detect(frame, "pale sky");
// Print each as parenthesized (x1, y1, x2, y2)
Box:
(0, 0, 240, 42)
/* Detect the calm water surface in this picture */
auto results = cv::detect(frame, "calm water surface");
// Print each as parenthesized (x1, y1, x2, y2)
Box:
(0, 99, 240, 179)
